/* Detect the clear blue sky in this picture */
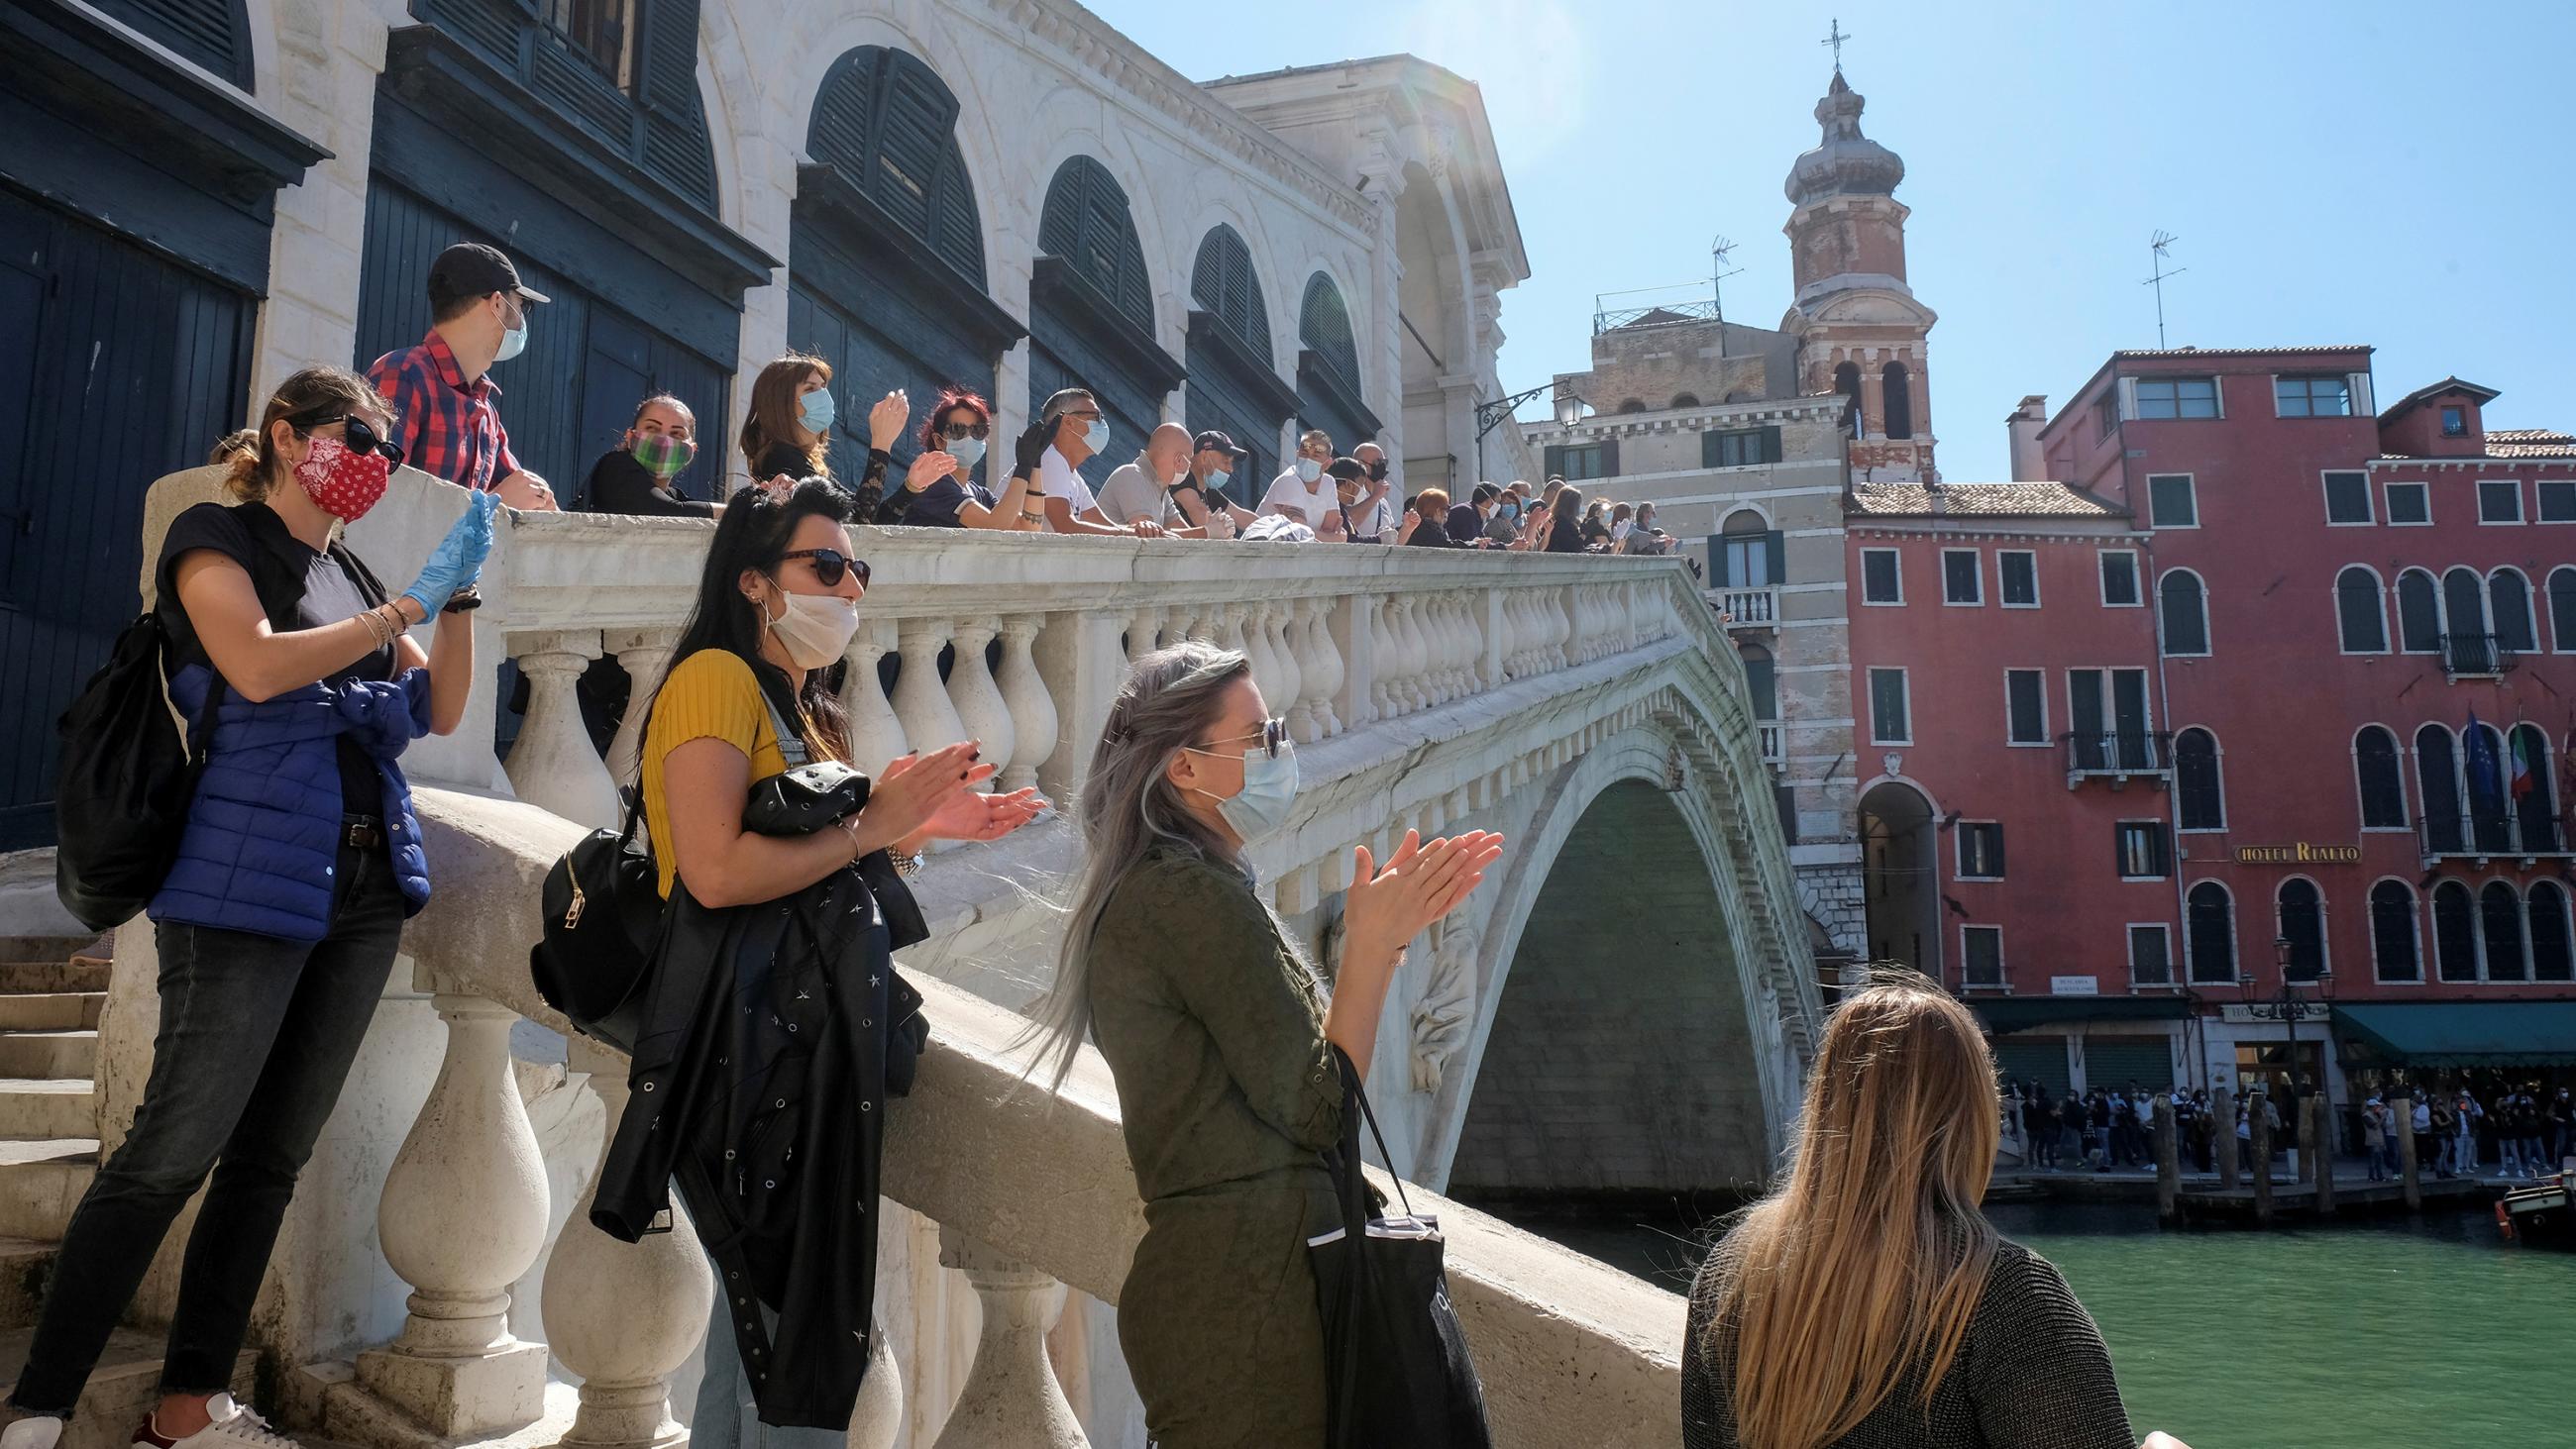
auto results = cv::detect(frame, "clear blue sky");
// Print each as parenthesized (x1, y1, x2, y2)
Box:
(1102, 0, 2576, 480)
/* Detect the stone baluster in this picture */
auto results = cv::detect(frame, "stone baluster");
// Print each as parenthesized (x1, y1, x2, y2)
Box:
(995, 616, 1057, 794)
(839, 617, 910, 778)
(1397, 595, 1432, 712)
(1239, 602, 1283, 713)
(543, 1039, 712, 1449)
(892, 618, 971, 754)
(1502, 592, 1531, 677)
(929, 1229, 1090, 1448)
(1575, 586, 1600, 663)
(1298, 597, 1343, 739)
(1267, 602, 1304, 736)
(1333, 594, 1377, 730)
(359, 994, 551, 1435)
(1449, 596, 1478, 697)
(1368, 597, 1403, 721)
(1548, 588, 1573, 669)
(602, 628, 680, 785)
(1420, 598, 1451, 705)
(504, 631, 619, 830)
(945, 619, 1017, 788)
(1125, 606, 1164, 664)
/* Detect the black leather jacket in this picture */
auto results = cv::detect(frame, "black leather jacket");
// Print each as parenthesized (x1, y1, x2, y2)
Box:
(590, 763, 928, 1429)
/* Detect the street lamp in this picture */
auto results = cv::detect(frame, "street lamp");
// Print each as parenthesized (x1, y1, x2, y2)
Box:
(1473, 382, 1586, 481)
(2241, 933, 2336, 1168)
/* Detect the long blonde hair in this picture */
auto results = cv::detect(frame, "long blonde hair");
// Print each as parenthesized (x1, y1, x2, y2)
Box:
(1711, 971, 2000, 1449)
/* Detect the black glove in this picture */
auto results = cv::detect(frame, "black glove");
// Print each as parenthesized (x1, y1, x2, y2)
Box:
(1012, 418, 1054, 477)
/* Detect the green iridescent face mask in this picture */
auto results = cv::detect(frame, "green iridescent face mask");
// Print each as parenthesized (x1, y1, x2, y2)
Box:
(631, 433, 696, 478)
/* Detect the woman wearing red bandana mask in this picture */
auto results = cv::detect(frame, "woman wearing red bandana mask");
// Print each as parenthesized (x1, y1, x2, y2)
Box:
(1, 366, 491, 1449)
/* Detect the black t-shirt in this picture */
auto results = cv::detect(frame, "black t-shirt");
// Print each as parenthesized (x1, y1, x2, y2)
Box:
(158, 501, 394, 816)
(584, 449, 716, 518)
(901, 475, 996, 527)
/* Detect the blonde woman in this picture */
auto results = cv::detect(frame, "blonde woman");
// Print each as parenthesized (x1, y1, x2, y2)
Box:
(1683, 974, 2191, 1449)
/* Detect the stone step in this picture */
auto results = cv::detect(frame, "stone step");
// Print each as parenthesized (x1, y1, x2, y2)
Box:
(0, 996, 102, 1033)
(0, 1141, 97, 1242)
(0, 939, 106, 968)
(0, 1326, 257, 1449)
(0, 961, 112, 995)
(0, 1035, 96, 1083)
(0, 1083, 94, 1142)
(0, 1237, 55, 1332)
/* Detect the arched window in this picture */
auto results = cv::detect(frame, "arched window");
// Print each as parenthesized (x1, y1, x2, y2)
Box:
(1882, 362, 1914, 440)
(1617, 398, 1649, 415)
(1190, 225, 1271, 356)
(2481, 881, 2527, 982)
(2354, 725, 2407, 829)
(2441, 566, 2490, 640)
(1719, 508, 1776, 588)
(1038, 155, 1154, 332)
(2415, 725, 2462, 854)
(2512, 724, 2561, 852)
(1835, 362, 1864, 437)
(808, 47, 988, 283)
(2159, 569, 2209, 656)
(2176, 728, 2223, 829)
(1299, 273, 1360, 388)
(2530, 881, 2574, 982)
(2335, 567, 2387, 653)
(1739, 644, 1777, 721)
(1670, 392, 1701, 409)
(2490, 569, 2537, 653)
(2186, 881, 2236, 983)
(2369, 880, 2420, 982)
(2277, 879, 2326, 982)
(2396, 569, 2442, 653)
(2550, 567, 2576, 653)
(2432, 880, 2478, 981)
(2467, 720, 2512, 853)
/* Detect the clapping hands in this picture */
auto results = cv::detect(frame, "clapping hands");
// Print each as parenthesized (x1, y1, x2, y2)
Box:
(1342, 829, 1506, 971)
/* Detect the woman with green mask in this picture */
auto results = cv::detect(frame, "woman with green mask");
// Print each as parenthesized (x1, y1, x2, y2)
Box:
(583, 394, 726, 518)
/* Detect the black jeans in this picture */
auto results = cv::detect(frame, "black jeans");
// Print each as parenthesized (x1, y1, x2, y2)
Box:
(8, 836, 403, 1416)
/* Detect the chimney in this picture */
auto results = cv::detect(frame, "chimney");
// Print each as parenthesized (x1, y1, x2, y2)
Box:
(2006, 395, 2049, 481)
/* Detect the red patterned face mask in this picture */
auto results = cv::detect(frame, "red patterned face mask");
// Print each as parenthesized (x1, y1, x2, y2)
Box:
(294, 434, 392, 522)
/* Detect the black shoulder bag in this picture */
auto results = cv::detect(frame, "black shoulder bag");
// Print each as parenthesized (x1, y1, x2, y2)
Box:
(52, 614, 230, 933)
(1309, 1044, 1492, 1449)
(530, 790, 664, 1054)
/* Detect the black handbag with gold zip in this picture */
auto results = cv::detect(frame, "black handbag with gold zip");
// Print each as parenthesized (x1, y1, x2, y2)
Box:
(529, 789, 664, 1053)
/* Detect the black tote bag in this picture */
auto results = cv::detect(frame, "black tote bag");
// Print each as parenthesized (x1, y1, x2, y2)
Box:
(1308, 1045, 1492, 1449)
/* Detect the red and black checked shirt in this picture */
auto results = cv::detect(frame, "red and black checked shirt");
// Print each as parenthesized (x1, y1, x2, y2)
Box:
(366, 330, 522, 491)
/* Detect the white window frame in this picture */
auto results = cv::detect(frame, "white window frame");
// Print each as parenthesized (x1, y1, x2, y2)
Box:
(2354, 724, 2412, 834)
(2383, 479, 2432, 527)
(2273, 373, 2356, 419)
(2552, 566, 2576, 654)
(2133, 375, 2221, 421)
(2333, 564, 2389, 656)
(2003, 668, 2049, 748)
(2145, 472, 2200, 530)
(2098, 549, 2143, 607)
(1996, 549, 2041, 608)
(2126, 922, 2178, 988)
(2174, 726, 2226, 833)
(1860, 547, 1905, 606)
(1867, 667, 1912, 746)
(2320, 468, 2373, 526)
(2157, 567, 2212, 658)
(1955, 820, 2005, 880)
(2538, 479, 2576, 525)
(2477, 477, 2524, 525)
(1960, 924, 2007, 989)
(2367, 877, 2424, 984)
(1941, 548, 1985, 606)
(2115, 819, 2172, 881)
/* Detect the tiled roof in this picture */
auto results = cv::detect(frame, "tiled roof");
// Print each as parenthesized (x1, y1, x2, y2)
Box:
(2110, 346, 2372, 360)
(2379, 375, 2500, 422)
(2487, 428, 2576, 459)
(1847, 482, 2129, 519)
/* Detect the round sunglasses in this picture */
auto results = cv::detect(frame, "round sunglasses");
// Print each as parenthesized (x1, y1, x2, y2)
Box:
(779, 547, 870, 589)
(294, 410, 405, 466)
(937, 420, 993, 442)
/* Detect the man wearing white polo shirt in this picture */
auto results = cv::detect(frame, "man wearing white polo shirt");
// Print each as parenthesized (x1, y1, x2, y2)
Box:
(1030, 387, 1160, 538)
(1261, 428, 1338, 529)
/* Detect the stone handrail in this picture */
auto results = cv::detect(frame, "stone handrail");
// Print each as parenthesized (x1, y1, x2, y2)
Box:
(397, 785, 1687, 1448)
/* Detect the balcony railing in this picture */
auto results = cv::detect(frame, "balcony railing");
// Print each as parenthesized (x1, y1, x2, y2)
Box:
(1757, 722, 1784, 764)
(1718, 585, 1778, 629)
(2417, 811, 2572, 862)
(2060, 730, 2174, 787)
(2437, 632, 2516, 678)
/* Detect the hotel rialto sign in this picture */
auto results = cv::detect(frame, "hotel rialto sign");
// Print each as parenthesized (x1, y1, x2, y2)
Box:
(2231, 843, 2364, 865)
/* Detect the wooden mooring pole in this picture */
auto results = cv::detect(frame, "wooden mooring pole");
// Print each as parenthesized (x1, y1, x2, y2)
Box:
(2310, 1093, 2336, 1216)
(2250, 1087, 2275, 1226)
(2394, 1094, 2423, 1210)
(2154, 1093, 2181, 1224)
(2214, 1086, 2239, 1191)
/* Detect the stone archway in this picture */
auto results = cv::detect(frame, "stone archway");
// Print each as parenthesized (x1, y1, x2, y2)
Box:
(1858, 778, 1939, 975)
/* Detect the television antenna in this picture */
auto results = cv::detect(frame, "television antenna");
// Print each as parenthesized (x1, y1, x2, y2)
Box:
(2143, 231, 2186, 349)
(1710, 235, 1744, 326)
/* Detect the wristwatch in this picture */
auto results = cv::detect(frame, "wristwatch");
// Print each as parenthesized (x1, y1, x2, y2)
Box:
(890, 847, 924, 879)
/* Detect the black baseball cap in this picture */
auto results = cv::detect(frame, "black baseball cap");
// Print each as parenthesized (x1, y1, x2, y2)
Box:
(1191, 429, 1247, 459)
(1325, 457, 1368, 482)
(428, 242, 550, 310)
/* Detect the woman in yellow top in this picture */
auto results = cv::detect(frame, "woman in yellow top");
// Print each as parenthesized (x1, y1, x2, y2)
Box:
(633, 476, 1042, 1449)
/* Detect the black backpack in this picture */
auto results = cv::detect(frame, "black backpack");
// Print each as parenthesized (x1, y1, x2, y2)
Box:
(53, 613, 231, 933)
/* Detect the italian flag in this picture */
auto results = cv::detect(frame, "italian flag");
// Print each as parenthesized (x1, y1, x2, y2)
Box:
(2510, 728, 2534, 800)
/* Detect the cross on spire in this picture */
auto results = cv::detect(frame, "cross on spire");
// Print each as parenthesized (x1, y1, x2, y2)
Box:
(1822, 18, 1851, 71)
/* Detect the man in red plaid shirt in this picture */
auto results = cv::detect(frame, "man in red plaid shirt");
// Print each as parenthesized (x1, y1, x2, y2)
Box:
(367, 242, 559, 512)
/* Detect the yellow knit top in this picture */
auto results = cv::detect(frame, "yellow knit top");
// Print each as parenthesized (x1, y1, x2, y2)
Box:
(639, 649, 794, 898)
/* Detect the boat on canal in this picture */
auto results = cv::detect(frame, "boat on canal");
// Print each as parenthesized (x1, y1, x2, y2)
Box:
(2497, 1171, 2571, 1249)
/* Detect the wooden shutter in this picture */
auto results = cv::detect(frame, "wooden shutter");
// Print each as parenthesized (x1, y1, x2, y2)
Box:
(1764, 530, 1785, 582)
(1599, 438, 1620, 476)
(1762, 424, 1782, 463)
(636, 0, 716, 207)
(1706, 536, 1730, 586)
(94, 0, 252, 87)
(1701, 431, 1722, 468)
(1544, 444, 1566, 479)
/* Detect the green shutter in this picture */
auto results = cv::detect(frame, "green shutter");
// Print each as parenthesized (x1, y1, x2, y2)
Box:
(1701, 431, 1722, 468)
(1762, 425, 1782, 464)
(1707, 536, 1731, 586)
(1991, 824, 2007, 877)
(1599, 438, 1620, 476)
(1764, 530, 1785, 582)
(1544, 444, 1566, 479)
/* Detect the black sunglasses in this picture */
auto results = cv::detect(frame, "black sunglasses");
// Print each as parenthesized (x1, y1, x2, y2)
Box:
(1193, 716, 1288, 761)
(780, 548, 870, 589)
(294, 410, 405, 466)
(938, 420, 993, 442)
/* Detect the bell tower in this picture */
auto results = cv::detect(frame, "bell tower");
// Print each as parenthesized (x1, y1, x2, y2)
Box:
(1781, 62, 1938, 483)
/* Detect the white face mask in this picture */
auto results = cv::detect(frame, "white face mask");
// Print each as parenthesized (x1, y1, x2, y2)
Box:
(764, 589, 860, 670)
(1295, 457, 1324, 483)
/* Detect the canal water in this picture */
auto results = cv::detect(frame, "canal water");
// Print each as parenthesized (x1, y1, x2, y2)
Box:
(1500, 1197, 2576, 1448)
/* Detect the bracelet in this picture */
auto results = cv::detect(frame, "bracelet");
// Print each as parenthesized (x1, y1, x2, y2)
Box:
(840, 816, 867, 865)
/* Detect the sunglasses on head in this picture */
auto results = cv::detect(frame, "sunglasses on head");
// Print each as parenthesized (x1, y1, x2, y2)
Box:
(779, 547, 869, 589)
(292, 410, 405, 466)
(939, 420, 992, 442)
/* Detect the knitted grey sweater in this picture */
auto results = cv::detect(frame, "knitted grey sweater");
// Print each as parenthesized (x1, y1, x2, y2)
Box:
(1682, 1231, 2137, 1449)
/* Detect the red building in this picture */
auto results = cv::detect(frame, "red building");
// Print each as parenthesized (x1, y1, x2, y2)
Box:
(1846, 347, 2576, 1103)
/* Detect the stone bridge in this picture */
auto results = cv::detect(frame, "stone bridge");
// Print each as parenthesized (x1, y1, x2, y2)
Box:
(95, 469, 1818, 1448)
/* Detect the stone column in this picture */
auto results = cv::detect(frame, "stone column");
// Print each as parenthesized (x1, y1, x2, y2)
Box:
(928, 1230, 1088, 1449)
(995, 616, 1057, 795)
(505, 631, 619, 830)
(361, 994, 551, 1435)
(543, 1040, 712, 1449)
(2393, 1094, 2422, 1210)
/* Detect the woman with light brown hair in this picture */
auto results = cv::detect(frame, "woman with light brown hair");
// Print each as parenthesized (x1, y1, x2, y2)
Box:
(737, 353, 947, 519)
(1682, 973, 2192, 1449)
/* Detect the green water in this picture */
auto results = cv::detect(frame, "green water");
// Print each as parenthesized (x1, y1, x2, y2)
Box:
(1504, 1201, 2576, 1449)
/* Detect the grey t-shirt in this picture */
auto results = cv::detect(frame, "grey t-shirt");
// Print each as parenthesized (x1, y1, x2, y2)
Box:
(1096, 458, 1181, 529)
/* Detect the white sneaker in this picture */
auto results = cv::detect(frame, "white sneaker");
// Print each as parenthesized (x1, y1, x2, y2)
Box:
(1, 1414, 64, 1449)
(139, 1397, 301, 1449)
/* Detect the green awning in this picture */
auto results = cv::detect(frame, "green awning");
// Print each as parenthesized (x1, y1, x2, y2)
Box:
(1970, 995, 2191, 1034)
(2332, 1002, 2576, 1068)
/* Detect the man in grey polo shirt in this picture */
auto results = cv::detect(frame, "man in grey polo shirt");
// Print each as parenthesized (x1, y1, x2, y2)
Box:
(1095, 422, 1196, 534)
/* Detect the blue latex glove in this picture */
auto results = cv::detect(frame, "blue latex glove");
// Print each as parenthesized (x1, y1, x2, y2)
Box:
(401, 490, 499, 618)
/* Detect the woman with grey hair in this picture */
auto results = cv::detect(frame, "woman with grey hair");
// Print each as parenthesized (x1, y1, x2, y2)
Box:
(1027, 641, 1502, 1447)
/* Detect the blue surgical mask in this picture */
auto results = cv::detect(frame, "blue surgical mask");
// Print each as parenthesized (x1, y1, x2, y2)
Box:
(800, 387, 836, 436)
(1193, 739, 1298, 841)
(1206, 468, 1231, 496)
(1083, 419, 1110, 453)
(494, 319, 529, 363)
(1296, 457, 1323, 483)
(946, 435, 986, 471)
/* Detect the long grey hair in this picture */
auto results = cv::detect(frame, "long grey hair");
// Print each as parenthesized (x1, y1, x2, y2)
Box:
(1023, 641, 1253, 1090)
